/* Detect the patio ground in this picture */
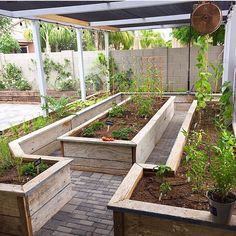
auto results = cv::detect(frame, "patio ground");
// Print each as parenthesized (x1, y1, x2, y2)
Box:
(0, 103, 42, 131)
(36, 171, 123, 236)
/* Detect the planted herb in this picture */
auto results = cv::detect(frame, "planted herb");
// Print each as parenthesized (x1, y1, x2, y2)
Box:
(82, 121, 105, 137)
(112, 127, 133, 140)
(20, 161, 48, 177)
(108, 103, 125, 117)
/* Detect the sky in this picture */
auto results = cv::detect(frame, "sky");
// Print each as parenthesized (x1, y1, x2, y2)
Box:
(154, 28, 172, 41)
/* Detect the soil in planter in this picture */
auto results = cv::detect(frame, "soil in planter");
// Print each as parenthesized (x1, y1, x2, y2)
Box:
(0, 162, 51, 185)
(131, 103, 236, 211)
(73, 96, 168, 140)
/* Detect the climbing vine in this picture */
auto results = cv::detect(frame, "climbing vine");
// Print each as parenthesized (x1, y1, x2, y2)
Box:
(195, 36, 212, 110)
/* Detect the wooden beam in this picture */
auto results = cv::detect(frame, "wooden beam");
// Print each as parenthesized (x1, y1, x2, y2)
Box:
(36, 14, 89, 27)
(36, 14, 119, 31)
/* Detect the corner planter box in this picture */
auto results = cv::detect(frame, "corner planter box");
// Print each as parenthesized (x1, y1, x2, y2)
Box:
(0, 158, 72, 235)
(58, 96, 175, 175)
(108, 101, 236, 236)
(108, 163, 236, 236)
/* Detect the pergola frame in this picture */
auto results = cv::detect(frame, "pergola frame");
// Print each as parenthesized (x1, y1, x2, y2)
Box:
(0, 1, 234, 117)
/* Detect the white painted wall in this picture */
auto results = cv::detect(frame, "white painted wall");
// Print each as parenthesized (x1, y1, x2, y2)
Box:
(0, 50, 104, 90)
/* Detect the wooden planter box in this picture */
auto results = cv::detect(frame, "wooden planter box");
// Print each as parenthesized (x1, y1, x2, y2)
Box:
(58, 96, 175, 175)
(0, 158, 72, 236)
(108, 163, 236, 236)
(108, 101, 236, 236)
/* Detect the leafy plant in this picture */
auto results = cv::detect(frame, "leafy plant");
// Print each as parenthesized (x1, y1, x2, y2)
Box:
(110, 69, 133, 93)
(86, 73, 103, 92)
(210, 129, 236, 202)
(195, 36, 212, 110)
(153, 165, 172, 200)
(112, 127, 133, 140)
(22, 121, 30, 134)
(160, 182, 172, 195)
(210, 62, 223, 93)
(109, 103, 125, 117)
(183, 129, 208, 192)
(218, 81, 233, 127)
(42, 96, 70, 118)
(32, 116, 49, 131)
(20, 161, 48, 177)
(0, 136, 13, 174)
(0, 63, 31, 91)
(133, 95, 154, 118)
(82, 121, 104, 137)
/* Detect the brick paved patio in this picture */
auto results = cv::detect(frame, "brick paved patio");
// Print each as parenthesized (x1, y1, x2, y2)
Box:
(36, 171, 123, 236)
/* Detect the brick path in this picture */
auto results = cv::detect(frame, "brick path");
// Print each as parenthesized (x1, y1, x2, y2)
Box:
(146, 110, 187, 164)
(36, 171, 123, 236)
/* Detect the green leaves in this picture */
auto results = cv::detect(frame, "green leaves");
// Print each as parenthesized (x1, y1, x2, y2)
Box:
(194, 35, 212, 110)
(210, 129, 236, 200)
(112, 127, 133, 140)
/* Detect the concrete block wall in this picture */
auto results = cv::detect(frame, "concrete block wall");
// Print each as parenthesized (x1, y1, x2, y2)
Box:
(111, 46, 223, 92)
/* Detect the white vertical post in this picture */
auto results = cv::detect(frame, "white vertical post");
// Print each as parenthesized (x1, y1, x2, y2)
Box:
(104, 31, 110, 91)
(31, 20, 48, 117)
(76, 28, 86, 101)
(222, 5, 236, 86)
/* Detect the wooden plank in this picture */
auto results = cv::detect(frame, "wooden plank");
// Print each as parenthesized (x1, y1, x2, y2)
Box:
(32, 140, 61, 155)
(0, 215, 22, 235)
(71, 165, 129, 176)
(27, 165, 71, 215)
(20, 119, 72, 154)
(31, 183, 72, 233)
(108, 164, 143, 205)
(166, 100, 197, 172)
(23, 159, 72, 194)
(123, 212, 236, 236)
(133, 96, 175, 163)
(112, 199, 236, 228)
(71, 155, 132, 169)
(114, 212, 124, 236)
(17, 196, 33, 236)
(37, 14, 89, 26)
(63, 142, 133, 162)
(0, 192, 20, 217)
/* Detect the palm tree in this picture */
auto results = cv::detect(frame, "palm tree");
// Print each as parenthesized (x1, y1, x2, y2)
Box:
(109, 31, 134, 50)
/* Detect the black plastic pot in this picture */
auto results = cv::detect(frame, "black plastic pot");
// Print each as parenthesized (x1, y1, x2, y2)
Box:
(207, 191, 236, 224)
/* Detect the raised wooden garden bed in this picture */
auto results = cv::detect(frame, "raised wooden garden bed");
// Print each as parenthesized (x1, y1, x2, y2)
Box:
(0, 157, 72, 235)
(9, 93, 127, 158)
(108, 100, 236, 235)
(58, 96, 175, 175)
(108, 163, 236, 236)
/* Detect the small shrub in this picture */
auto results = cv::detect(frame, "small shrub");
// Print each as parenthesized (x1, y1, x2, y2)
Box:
(0, 63, 31, 91)
(210, 129, 236, 201)
(109, 103, 125, 117)
(20, 161, 48, 177)
(32, 116, 49, 131)
(154, 165, 172, 200)
(82, 121, 104, 137)
(112, 127, 132, 140)
(56, 76, 76, 91)
(91, 121, 104, 130)
(42, 96, 70, 118)
(183, 129, 208, 192)
(133, 95, 154, 118)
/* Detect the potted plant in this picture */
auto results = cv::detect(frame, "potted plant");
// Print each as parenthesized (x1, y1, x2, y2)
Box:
(207, 129, 236, 224)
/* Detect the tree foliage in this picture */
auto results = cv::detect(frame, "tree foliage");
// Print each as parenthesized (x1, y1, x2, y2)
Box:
(140, 30, 166, 48)
(109, 31, 134, 50)
(0, 16, 20, 53)
(172, 25, 225, 46)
